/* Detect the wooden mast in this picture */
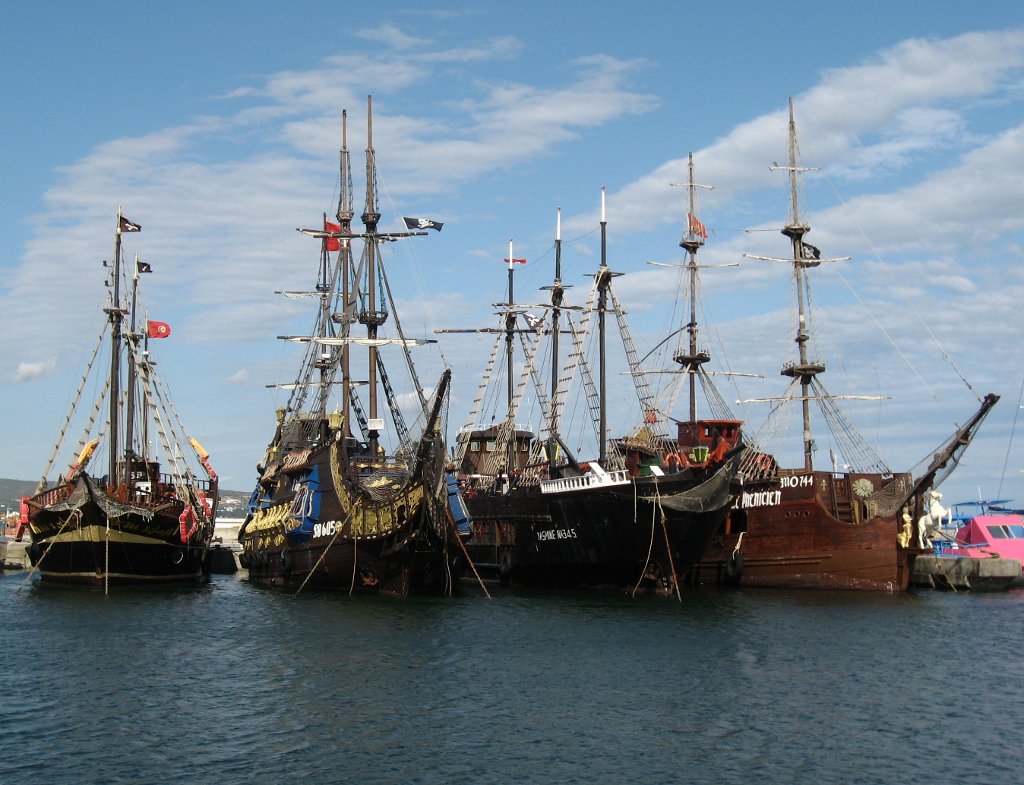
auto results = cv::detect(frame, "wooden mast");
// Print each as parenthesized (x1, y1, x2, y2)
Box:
(360, 95, 384, 459)
(675, 153, 712, 422)
(774, 97, 823, 472)
(107, 210, 126, 484)
(337, 109, 353, 439)
(505, 238, 517, 478)
(597, 187, 609, 466)
(547, 208, 564, 438)
(123, 255, 142, 469)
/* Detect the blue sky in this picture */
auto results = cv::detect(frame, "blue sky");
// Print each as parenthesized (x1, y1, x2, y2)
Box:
(3, 1, 1024, 507)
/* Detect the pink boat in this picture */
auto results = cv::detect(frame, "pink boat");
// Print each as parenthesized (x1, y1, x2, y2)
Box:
(940, 514, 1024, 586)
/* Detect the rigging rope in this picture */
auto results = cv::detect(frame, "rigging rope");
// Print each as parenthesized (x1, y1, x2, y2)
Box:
(820, 169, 976, 401)
(37, 324, 110, 490)
(997, 372, 1024, 499)
(454, 331, 503, 466)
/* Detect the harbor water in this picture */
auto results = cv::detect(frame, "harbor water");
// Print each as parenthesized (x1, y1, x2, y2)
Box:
(1, 571, 1021, 785)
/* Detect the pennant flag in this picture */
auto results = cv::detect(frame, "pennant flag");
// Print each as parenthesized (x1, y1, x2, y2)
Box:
(403, 216, 444, 231)
(119, 216, 141, 233)
(324, 221, 341, 252)
(687, 213, 707, 239)
(800, 242, 821, 260)
(147, 320, 171, 339)
(504, 257, 527, 265)
(136, 260, 152, 274)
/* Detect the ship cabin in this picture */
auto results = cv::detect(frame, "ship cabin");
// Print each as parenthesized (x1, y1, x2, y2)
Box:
(459, 425, 535, 478)
(123, 457, 162, 488)
(675, 421, 741, 462)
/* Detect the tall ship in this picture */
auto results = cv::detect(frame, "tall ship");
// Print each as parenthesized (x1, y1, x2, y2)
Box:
(237, 97, 464, 596)
(676, 99, 997, 590)
(19, 212, 219, 588)
(442, 192, 743, 597)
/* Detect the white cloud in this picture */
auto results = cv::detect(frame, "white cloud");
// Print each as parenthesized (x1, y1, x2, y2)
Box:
(15, 359, 56, 382)
(3, 24, 1024, 500)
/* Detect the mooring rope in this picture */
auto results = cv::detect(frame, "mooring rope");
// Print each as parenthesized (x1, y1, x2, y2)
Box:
(16, 508, 81, 594)
(104, 513, 110, 596)
(657, 486, 682, 602)
(632, 480, 657, 598)
(292, 495, 365, 599)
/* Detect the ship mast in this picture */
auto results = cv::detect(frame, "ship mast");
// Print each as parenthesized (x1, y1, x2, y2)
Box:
(106, 210, 127, 484)
(505, 239, 517, 476)
(597, 189, 608, 465)
(773, 98, 823, 472)
(543, 208, 565, 438)
(124, 255, 142, 468)
(336, 109, 354, 439)
(360, 95, 386, 459)
(594, 188, 623, 466)
(313, 110, 353, 443)
(674, 154, 713, 422)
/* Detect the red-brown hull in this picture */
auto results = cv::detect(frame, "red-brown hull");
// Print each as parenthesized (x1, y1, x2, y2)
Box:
(694, 470, 920, 591)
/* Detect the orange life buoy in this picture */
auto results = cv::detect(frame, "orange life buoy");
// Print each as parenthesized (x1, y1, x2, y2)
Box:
(662, 452, 683, 471)
(178, 505, 198, 543)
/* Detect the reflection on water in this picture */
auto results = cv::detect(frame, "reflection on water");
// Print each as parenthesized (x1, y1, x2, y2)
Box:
(1, 572, 1021, 784)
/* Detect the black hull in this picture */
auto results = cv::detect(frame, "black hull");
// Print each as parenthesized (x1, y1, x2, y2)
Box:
(26, 538, 208, 585)
(239, 429, 462, 597)
(465, 454, 740, 591)
(241, 517, 462, 596)
(26, 478, 212, 585)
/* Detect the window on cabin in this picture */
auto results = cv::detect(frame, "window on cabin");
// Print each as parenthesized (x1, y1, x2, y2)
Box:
(987, 526, 1008, 539)
(470, 440, 480, 452)
(1009, 525, 1024, 539)
(486, 440, 496, 452)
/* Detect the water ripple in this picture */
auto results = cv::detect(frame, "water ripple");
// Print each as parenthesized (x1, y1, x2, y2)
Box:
(2, 574, 1022, 784)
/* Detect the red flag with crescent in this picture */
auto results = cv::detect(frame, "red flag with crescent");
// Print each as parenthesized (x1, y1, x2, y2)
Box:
(147, 320, 171, 339)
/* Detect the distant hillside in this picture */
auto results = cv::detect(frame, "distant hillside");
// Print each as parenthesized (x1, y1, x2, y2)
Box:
(1, 478, 250, 517)
(0, 478, 36, 512)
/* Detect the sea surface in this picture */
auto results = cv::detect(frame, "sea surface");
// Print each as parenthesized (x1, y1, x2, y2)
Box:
(1, 568, 1021, 785)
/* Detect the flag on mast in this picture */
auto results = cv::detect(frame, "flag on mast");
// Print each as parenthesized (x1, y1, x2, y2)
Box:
(147, 320, 171, 339)
(687, 213, 707, 239)
(119, 216, 141, 233)
(403, 217, 443, 231)
(800, 242, 821, 260)
(324, 221, 341, 252)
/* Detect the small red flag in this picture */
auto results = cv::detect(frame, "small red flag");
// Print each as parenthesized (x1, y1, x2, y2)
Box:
(504, 257, 527, 265)
(324, 221, 341, 252)
(688, 213, 707, 239)
(147, 320, 171, 339)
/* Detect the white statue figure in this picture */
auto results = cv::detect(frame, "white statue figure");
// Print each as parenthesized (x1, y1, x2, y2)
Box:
(916, 489, 950, 548)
